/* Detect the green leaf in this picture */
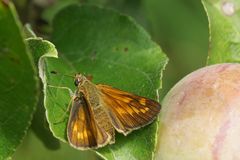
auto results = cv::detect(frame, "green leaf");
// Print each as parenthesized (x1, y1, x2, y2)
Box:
(13, 130, 97, 160)
(0, 2, 39, 159)
(26, 38, 58, 65)
(202, 0, 240, 64)
(41, 4, 168, 160)
(42, 0, 79, 24)
(23, 24, 37, 39)
(26, 37, 60, 150)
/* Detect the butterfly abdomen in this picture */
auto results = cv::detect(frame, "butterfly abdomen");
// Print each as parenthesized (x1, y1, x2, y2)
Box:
(80, 81, 115, 144)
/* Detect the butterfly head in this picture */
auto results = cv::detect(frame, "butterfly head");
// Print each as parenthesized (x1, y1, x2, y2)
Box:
(74, 73, 85, 86)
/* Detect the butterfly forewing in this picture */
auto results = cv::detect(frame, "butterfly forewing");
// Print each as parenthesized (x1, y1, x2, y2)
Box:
(67, 95, 110, 149)
(97, 84, 161, 135)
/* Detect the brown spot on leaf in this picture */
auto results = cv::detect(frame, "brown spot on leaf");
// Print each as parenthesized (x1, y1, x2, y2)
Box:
(9, 57, 21, 64)
(50, 70, 58, 74)
(124, 47, 128, 52)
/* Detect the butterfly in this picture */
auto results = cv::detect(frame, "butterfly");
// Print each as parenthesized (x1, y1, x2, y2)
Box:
(55, 73, 161, 150)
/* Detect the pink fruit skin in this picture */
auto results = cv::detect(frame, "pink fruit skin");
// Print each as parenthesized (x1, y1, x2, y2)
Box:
(156, 63, 240, 160)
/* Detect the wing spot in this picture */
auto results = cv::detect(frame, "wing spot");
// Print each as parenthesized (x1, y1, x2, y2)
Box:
(77, 132, 81, 139)
(83, 130, 88, 138)
(132, 106, 140, 114)
(73, 124, 78, 132)
(80, 132, 84, 141)
(116, 107, 127, 114)
(140, 99, 146, 105)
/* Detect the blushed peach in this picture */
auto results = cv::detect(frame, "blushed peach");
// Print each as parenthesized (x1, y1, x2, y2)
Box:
(156, 63, 240, 160)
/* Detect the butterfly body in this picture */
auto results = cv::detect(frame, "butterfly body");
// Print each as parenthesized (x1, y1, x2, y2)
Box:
(67, 74, 161, 150)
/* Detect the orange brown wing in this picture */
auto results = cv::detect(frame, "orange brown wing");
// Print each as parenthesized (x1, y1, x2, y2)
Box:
(67, 95, 110, 149)
(97, 84, 161, 135)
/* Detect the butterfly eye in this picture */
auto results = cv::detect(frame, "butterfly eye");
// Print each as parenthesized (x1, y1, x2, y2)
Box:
(74, 79, 79, 86)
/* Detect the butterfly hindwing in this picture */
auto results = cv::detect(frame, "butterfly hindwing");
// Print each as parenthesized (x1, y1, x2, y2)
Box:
(97, 84, 161, 135)
(67, 95, 110, 149)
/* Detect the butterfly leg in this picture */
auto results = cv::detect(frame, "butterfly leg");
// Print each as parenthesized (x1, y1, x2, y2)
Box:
(53, 96, 75, 125)
(47, 84, 74, 96)
(46, 85, 76, 125)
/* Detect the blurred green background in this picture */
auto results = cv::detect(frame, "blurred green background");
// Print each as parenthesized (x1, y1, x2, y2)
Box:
(12, 0, 208, 159)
